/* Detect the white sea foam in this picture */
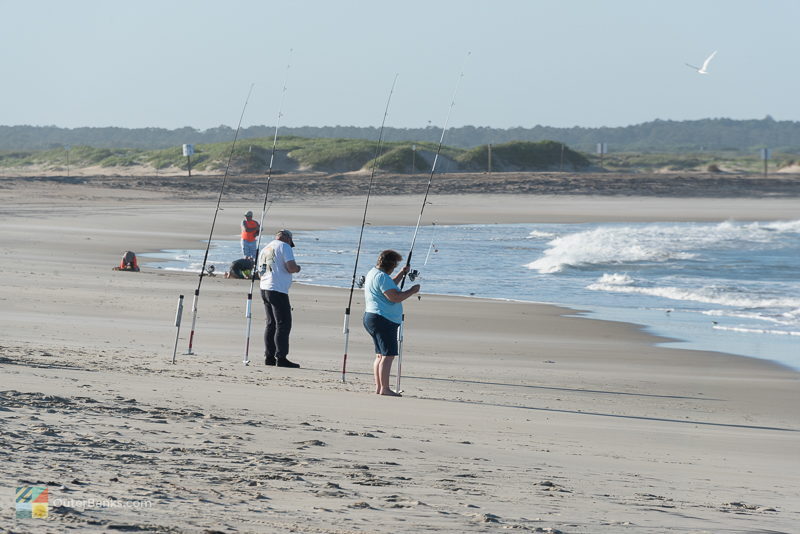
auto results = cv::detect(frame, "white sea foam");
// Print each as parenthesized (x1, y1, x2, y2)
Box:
(527, 226, 698, 273)
(712, 325, 800, 337)
(594, 273, 635, 286)
(762, 220, 800, 233)
(527, 220, 800, 273)
(527, 230, 557, 239)
(587, 276, 800, 309)
(702, 309, 799, 326)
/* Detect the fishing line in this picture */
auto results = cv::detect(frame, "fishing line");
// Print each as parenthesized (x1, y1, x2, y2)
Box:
(396, 53, 469, 392)
(341, 74, 399, 383)
(422, 221, 438, 266)
(184, 83, 255, 356)
(399, 54, 468, 288)
(243, 51, 292, 366)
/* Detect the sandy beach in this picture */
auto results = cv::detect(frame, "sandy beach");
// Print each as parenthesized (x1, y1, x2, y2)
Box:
(1, 173, 799, 533)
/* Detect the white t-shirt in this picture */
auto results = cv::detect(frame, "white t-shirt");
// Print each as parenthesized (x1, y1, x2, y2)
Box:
(258, 239, 296, 294)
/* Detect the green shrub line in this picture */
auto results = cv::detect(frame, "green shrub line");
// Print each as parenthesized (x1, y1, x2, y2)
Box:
(0, 136, 795, 174)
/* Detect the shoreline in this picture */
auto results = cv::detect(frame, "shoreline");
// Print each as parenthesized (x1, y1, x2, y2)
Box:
(167, 274, 800, 376)
(142, 213, 800, 374)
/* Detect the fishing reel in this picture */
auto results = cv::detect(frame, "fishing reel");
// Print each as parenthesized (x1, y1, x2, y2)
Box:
(407, 269, 420, 281)
(206, 265, 216, 277)
(356, 275, 366, 289)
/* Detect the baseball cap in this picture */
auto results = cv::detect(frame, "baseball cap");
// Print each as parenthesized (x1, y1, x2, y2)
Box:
(276, 229, 295, 247)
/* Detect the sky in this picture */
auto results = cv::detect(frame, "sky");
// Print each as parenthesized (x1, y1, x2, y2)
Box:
(2, 0, 799, 130)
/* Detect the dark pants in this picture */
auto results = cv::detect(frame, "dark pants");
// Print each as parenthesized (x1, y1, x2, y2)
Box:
(261, 289, 292, 360)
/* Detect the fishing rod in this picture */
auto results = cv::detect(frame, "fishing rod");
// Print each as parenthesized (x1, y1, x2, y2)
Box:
(396, 54, 469, 391)
(184, 83, 255, 356)
(341, 74, 399, 383)
(243, 51, 292, 366)
(399, 57, 468, 288)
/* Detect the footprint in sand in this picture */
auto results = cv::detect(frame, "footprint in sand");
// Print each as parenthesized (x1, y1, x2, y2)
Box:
(294, 439, 326, 449)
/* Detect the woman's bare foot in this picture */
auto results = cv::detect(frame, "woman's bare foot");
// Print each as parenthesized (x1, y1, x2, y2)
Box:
(379, 389, 402, 397)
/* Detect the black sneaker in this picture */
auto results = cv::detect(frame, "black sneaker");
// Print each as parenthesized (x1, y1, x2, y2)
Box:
(276, 358, 300, 368)
(265, 356, 276, 366)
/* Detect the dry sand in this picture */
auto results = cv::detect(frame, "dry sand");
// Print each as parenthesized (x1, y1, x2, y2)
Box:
(1, 174, 799, 533)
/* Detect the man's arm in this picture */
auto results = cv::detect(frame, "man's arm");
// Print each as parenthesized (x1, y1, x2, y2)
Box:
(242, 220, 260, 234)
(285, 260, 301, 274)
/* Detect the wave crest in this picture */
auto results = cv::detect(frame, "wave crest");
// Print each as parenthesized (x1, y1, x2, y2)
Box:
(527, 220, 800, 274)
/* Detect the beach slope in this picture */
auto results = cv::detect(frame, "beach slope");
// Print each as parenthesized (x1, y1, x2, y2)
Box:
(1, 175, 798, 533)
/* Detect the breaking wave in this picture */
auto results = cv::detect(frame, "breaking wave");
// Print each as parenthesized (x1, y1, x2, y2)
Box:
(527, 220, 800, 274)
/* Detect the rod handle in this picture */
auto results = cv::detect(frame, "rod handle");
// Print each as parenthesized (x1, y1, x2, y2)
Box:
(174, 295, 184, 327)
(343, 308, 350, 334)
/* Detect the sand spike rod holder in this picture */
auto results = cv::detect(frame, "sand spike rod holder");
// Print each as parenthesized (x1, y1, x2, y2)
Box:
(171, 295, 184, 364)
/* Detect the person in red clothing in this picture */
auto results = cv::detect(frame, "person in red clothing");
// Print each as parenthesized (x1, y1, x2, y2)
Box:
(241, 210, 260, 259)
(114, 251, 140, 271)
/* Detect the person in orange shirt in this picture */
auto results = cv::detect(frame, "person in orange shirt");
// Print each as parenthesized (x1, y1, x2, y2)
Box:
(113, 251, 140, 272)
(241, 211, 260, 259)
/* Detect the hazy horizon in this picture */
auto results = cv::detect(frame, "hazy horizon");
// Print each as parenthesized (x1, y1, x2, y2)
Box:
(1, 115, 789, 132)
(3, 1, 798, 130)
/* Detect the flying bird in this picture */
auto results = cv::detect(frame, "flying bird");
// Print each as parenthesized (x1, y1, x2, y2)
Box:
(686, 50, 717, 74)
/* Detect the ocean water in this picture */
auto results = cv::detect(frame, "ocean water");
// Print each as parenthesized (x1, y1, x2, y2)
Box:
(142, 219, 800, 371)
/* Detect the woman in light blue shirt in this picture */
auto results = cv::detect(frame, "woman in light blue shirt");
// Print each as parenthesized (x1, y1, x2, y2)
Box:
(363, 250, 420, 396)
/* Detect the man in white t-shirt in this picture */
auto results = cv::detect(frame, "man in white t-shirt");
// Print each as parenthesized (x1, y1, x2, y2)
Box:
(258, 229, 302, 368)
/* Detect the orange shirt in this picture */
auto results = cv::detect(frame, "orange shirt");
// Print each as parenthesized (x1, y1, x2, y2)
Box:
(241, 219, 259, 241)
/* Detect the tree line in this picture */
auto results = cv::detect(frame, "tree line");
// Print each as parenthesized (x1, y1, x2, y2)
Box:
(1, 116, 798, 154)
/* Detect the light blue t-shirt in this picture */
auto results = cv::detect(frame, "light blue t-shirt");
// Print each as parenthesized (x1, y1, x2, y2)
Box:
(364, 267, 402, 324)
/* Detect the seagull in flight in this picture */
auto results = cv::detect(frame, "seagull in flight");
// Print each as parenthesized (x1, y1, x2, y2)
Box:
(686, 50, 717, 74)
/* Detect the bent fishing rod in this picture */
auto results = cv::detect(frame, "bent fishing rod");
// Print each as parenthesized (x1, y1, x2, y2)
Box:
(396, 55, 469, 391)
(340, 74, 399, 383)
(243, 52, 292, 366)
(184, 83, 255, 356)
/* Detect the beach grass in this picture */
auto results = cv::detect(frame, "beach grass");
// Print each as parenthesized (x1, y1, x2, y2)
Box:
(1, 137, 797, 175)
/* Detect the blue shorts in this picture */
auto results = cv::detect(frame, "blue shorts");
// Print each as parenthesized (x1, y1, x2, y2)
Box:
(363, 312, 400, 357)
(242, 240, 258, 259)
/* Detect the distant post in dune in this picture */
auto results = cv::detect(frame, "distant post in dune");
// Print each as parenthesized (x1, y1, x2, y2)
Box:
(488, 143, 492, 175)
(182, 144, 194, 177)
(596, 142, 607, 170)
(411, 144, 416, 174)
(65, 145, 70, 177)
(760, 148, 771, 178)
(560, 143, 565, 171)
